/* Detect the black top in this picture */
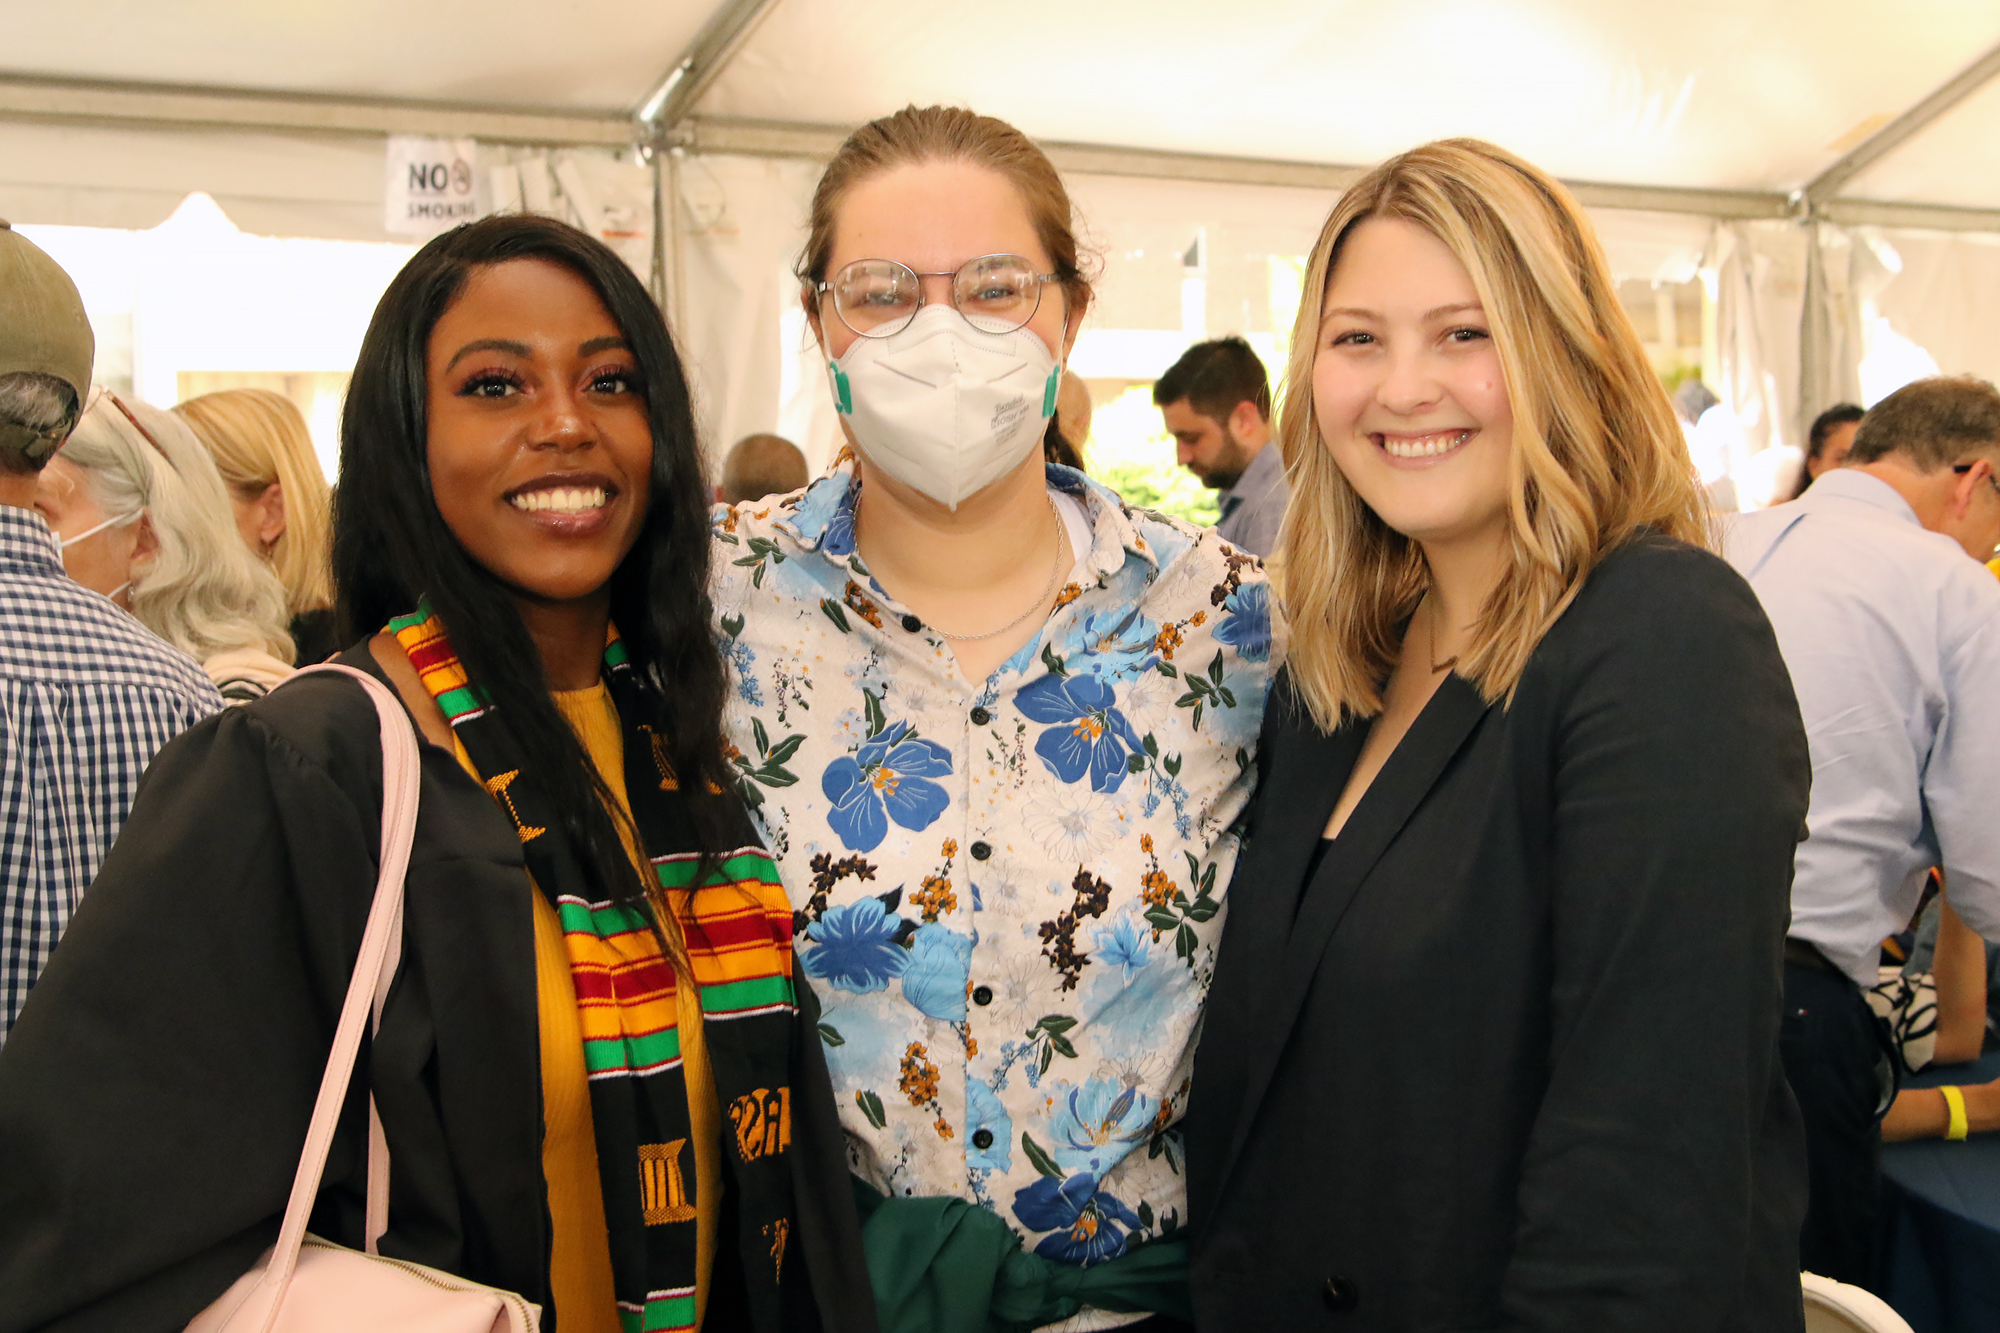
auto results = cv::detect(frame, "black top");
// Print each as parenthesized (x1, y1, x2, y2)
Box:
(0, 651, 878, 1333)
(1182, 533, 1812, 1332)
(288, 607, 341, 667)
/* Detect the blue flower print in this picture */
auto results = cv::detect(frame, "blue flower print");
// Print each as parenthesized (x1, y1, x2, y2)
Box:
(1014, 676, 1146, 795)
(901, 924, 972, 1021)
(966, 1081, 1013, 1172)
(791, 472, 856, 555)
(799, 898, 909, 994)
(1064, 608, 1160, 681)
(1047, 1077, 1159, 1176)
(1093, 918, 1149, 983)
(1212, 582, 1272, 663)
(820, 721, 952, 852)
(1013, 1173, 1141, 1266)
(821, 495, 857, 558)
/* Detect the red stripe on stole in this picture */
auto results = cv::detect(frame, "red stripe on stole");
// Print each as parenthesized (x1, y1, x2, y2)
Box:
(608, 955, 678, 1002)
(402, 637, 458, 673)
(683, 909, 782, 953)
(567, 956, 678, 1004)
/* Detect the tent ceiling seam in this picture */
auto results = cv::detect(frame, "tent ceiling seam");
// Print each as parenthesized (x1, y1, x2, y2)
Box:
(0, 74, 635, 147)
(1804, 40, 2000, 208)
(5, 80, 2000, 233)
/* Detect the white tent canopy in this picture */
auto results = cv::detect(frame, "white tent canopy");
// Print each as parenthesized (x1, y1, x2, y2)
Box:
(5, 0, 2000, 474)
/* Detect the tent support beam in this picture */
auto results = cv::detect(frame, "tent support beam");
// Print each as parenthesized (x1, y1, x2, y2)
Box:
(6, 81, 2000, 234)
(669, 115, 1797, 220)
(1805, 41, 2000, 208)
(0, 73, 634, 146)
(633, 0, 783, 138)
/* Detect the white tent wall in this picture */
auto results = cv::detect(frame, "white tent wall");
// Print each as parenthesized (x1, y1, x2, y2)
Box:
(0, 118, 390, 240)
(1860, 228, 2000, 393)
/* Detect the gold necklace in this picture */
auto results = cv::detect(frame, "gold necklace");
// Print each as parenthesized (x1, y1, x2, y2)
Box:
(929, 493, 1066, 642)
(1425, 595, 1459, 675)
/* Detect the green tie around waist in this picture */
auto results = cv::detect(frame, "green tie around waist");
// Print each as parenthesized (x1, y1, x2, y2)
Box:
(853, 1181, 1191, 1333)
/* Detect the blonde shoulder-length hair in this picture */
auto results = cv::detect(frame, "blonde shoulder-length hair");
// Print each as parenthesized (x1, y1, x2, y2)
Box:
(174, 388, 334, 619)
(1277, 137, 1708, 732)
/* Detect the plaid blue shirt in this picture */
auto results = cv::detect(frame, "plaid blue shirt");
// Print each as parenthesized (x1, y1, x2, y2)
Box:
(0, 504, 222, 1043)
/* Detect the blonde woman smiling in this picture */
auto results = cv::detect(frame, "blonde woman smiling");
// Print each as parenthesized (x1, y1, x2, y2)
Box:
(1183, 140, 1811, 1330)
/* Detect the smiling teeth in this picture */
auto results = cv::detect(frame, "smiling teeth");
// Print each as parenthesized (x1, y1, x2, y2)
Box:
(511, 486, 607, 514)
(1382, 431, 1472, 459)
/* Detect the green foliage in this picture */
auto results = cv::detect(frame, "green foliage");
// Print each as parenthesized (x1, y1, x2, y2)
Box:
(1085, 383, 1222, 529)
(1097, 460, 1221, 528)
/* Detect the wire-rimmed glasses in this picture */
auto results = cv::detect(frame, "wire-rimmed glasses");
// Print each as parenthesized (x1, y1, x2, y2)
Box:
(816, 254, 1060, 339)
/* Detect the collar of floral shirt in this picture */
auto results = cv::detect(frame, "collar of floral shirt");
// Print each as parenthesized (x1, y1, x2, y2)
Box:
(768, 451, 1157, 589)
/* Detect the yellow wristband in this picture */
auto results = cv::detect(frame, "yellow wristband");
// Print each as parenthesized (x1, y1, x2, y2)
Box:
(1942, 1085, 1970, 1141)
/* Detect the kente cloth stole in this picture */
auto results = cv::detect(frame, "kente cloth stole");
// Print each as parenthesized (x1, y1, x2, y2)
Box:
(389, 607, 804, 1333)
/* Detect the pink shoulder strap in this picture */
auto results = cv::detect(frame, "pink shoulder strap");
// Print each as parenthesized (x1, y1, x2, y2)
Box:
(257, 663, 421, 1302)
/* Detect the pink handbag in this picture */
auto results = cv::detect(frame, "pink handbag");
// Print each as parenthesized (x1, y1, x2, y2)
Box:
(186, 664, 540, 1333)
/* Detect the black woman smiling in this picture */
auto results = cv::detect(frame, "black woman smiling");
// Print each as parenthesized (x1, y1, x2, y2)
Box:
(0, 215, 874, 1333)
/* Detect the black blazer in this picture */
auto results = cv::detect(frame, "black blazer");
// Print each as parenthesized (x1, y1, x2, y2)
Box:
(1183, 534, 1810, 1332)
(0, 658, 877, 1333)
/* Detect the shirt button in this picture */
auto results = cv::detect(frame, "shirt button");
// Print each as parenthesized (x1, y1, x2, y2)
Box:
(970, 706, 992, 726)
(970, 841, 992, 861)
(1322, 1276, 1360, 1313)
(972, 1128, 994, 1150)
(972, 985, 994, 1006)
(901, 614, 923, 633)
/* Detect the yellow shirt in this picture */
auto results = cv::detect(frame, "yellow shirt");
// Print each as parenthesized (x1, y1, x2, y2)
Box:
(452, 685, 722, 1333)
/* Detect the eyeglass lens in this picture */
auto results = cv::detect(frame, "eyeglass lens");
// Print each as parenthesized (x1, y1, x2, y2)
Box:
(829, 255, 1044, 338)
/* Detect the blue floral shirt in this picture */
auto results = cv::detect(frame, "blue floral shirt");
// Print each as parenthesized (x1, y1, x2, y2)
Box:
(711, 458, 1283, 1272)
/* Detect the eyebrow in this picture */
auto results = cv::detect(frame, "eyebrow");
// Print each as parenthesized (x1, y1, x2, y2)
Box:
(1321, 300, 1485, 323)
(444, 335, 632, 372)
(444, 338, 531, 372)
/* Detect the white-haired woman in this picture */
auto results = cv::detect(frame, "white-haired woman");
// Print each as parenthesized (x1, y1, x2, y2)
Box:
(37, 392, 294, 702)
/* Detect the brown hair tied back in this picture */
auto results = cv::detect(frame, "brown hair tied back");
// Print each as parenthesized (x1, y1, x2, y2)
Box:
(796, 105, 1096, 327)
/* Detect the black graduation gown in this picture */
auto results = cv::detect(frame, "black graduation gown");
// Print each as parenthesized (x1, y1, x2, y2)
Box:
(0, 655, 876, 1333)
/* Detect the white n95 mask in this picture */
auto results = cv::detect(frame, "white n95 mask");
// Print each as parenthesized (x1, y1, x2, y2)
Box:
(828, 303, 1060, 510)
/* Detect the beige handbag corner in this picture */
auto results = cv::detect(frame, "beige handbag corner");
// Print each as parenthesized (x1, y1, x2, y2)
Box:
(186, 665, 540, 1333)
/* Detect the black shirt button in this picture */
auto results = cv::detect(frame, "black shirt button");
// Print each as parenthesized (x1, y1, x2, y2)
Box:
(972, 985, 994, 1006)
(971, 1128, 994, 1149)
(969, 706, 992, 726)
(900, 614, 922, 633)
(1322, 1276, 1360, 1313)
(970, 841, 992, 861)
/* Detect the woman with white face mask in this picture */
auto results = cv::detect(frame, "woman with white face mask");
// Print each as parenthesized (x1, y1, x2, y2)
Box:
(711, 106, 1284, 1333)
(39, 392, 295, 703)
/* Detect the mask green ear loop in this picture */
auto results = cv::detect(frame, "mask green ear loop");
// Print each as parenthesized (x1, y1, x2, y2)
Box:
(1042, 367, 1060, 418)
(830, 361, 853, 415)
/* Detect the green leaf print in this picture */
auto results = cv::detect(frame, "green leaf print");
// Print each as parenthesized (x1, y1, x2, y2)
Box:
(818, 1023, 845, 1046)
(820, 599, 851, 633)
(857, 1089, 887, 1130)
(1021, 1132, 1064, 1180)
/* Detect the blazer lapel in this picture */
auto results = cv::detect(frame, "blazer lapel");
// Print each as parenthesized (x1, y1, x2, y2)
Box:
(1211, 675, 1492, 1195)
(1224, 709, 1366, 976)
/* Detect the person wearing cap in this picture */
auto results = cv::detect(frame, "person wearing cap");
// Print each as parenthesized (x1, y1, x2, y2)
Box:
(0, 218, 221, 1044)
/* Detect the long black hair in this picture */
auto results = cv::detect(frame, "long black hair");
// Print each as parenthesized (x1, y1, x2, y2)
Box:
(336, 214, 731, 906)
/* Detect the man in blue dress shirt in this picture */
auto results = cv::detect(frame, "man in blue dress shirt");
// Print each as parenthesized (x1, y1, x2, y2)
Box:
(1727, 375, 2000, 1289)
(1155, 336, 1289, 557)
(0, 220, 221, 1044)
